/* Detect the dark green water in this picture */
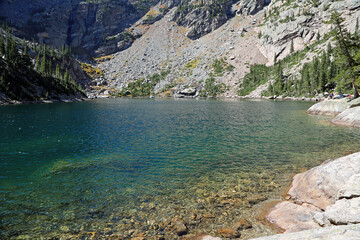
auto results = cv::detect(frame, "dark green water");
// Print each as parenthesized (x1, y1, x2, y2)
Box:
(1, 99, 360, 239)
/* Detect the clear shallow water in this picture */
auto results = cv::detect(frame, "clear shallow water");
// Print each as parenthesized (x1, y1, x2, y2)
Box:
(1, 99, 360, 239)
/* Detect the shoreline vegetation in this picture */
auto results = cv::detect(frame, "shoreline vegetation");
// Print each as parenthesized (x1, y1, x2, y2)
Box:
(0, 94, 323, 106)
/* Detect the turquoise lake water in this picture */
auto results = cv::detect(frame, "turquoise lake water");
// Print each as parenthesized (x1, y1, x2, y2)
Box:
(1, 99, 360, 239)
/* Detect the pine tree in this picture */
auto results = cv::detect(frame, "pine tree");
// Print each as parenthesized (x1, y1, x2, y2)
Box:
(9, 38, 19, 65)
(5, 31, 12, 61)
(301, 64, 311, 95)
(22, 45, 32, 67)
(273, 63, 284, 95)
(35, 53, 40, 71)
(0, 37, 4, 55)
(64, 69, 69, 82)
(311, 57, 320, 94)
(329, 12, 360, 98)
(55, 64, 60, 78)
(47, 59, 52, 76)
(356, 18, 359, 33)
(319, 52, 328, 91)
(41, 51, 47, 75)
(316, 32, 321, 41)
(327, 42, 332, 54)
(290, 40, 294, 53)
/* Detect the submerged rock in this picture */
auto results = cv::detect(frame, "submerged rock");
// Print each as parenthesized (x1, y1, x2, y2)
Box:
(232, 219, 252, 230)
(266, 201, 319, 233)
(166, 218, 188, 236)
(217, 227, 240, 238)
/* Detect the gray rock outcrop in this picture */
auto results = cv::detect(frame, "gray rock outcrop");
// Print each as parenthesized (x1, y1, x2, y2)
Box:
(172, 0, 234, 40)
(307, 99, 351, 116)
(288, 152, 360, 210)
(323, 198, 360, 225)
(258, 0, 360, 64)
(0, 0, 160, 56)
(236, 0, 266, 16)
(338, 174, 360, 199)
(330, 106, 360, 128)
(262, 152, 360, 236)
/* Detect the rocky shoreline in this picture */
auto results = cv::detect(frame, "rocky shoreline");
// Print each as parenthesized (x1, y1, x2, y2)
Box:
(248, 99, 360, 239)
(249, 151, 360, 240)
(0, 97, 91, 106)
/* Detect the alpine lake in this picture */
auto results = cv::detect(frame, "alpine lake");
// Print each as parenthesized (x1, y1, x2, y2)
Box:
(1, 98, 360, 239)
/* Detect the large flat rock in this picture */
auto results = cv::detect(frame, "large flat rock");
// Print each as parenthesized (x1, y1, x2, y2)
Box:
(306, 99, 349, 116)
(288, 152, 360, 210)
(266, 201, 319, 233)
(330, 107, 360, 128)
(250, 224, 360, 240)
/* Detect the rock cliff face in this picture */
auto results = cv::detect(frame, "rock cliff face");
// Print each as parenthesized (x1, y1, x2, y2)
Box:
(95, 0, 359, 98)
(172, 0, 235, 39)
(1, 0, 359, 97)
(0, 0, 160, 56)
(257, 0, 360, 65)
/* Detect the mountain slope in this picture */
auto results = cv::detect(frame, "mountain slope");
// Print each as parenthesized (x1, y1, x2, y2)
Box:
(96, 0, 360, 98)
(0, 28, 88, 104)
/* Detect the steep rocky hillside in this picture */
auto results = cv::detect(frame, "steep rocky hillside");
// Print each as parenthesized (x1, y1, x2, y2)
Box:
(95, 0, 359, 98)
(0, 0, 163, 56)
(1, 0, 359, 99)
(0, 28, 88, 104)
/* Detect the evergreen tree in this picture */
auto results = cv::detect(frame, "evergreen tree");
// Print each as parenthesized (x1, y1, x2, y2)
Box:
(64, 70, 69, 82)
(35, 53, 40, 71)
(55, 64, 61, 78)
(356, 18, 359, 33)
(22, 45, 32, 67)
(311, 57, 320, 93)
(329, 12, 360, 98)
(5, 31, 12, 61)
(41, 51, 47, 75)
(327, 42, 332, 55)
(319, 52, 328, 91)
(47, 59, 52, 76)
(301, 63, 311, 95)
(290, 40, 294, 53)
(9, 37, 19, 65)
(273, 63, 284, 95)
(0, 37, 4, 55)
